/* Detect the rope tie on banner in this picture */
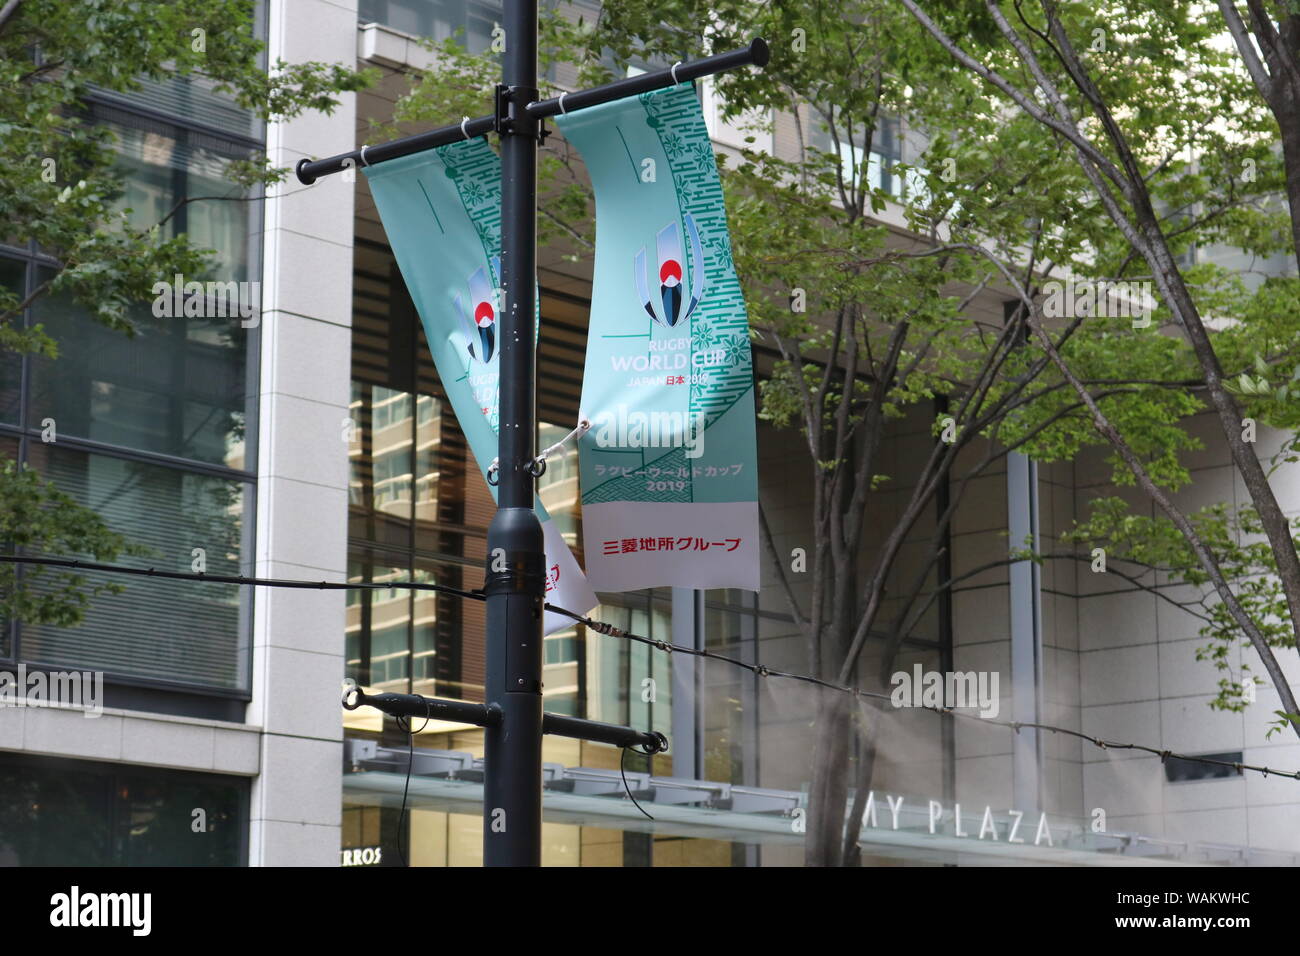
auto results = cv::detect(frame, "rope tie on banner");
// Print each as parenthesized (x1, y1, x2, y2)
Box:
(359, 144, 371, 167)
(528, 418, 590, 477)
(558, 91, 570, 115)
(460, 116, 471, 140)
(488, 417, 587, 483)
(671, 61, 682, 84)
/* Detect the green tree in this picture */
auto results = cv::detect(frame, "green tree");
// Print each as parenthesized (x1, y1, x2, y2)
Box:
(904, 0, 1300, 741)
(577, 0, 1251, 866)
(394, 0, 1132, 865)
(382, 0, 1282, 865)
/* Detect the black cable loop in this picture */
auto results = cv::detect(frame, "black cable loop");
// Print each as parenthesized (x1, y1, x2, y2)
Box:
(620, 746, 655, 821)
(395, 697, 432, 868)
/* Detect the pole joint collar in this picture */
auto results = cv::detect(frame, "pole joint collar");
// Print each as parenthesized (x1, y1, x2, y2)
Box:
(496, 83, 543, 140)
(483, 550, 546, 596)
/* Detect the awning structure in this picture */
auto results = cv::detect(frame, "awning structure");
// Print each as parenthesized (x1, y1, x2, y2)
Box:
(342, 741, 1298, 867)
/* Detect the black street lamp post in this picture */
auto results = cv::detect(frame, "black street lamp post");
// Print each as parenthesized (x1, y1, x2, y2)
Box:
(305, 5, 767, 866)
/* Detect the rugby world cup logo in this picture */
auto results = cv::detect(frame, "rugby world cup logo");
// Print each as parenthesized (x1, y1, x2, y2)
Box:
(634, 214, 707, 328)
(454, 257, 500, 364)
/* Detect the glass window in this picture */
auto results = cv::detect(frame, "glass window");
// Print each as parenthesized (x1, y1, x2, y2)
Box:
(98, 107, 259, 282)
(27, 287, 251, 470)
(20, 443, 251, 691)
(88, 71, 264, 143)
(1165, 751, 1243, 783)
(117, 764, 245, 865)
(346, 241, 592, 721)
(411, 557, 476, 699)
(810, 112, 903, 198)
(414, 394, 441, 523)
(584, 593, 670, 738)
(0, 254, 24, 425)
(359, 0, 504, 54)
(0, 753, 247, 866)
(0, 435, 19, 659)
(347, 552, 486, 702)
(702, 596, 751, 784)
(0, 756, 112, 866)
(349, 383, 420, 549)
(0, 47, 261, 714)
(347, 556, 410, 693)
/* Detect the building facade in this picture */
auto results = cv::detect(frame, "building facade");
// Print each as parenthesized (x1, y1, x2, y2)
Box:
(1, 0, 1297, 866)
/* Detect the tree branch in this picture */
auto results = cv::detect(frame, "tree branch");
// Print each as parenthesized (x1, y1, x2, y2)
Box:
(0, 0, 22, 35)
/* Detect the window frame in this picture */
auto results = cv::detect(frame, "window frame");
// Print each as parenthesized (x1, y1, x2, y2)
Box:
(0, 85, 264, 707)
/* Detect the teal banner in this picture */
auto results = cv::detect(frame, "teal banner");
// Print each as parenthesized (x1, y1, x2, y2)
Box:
(557, 84, 759, 591)
(365, 139, 597, 630)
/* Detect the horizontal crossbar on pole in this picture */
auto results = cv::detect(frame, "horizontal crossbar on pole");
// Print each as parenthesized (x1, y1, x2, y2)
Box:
(341, 683, 667, 752)
(295, 37, 768, 184)
(343, 684, 501, 726)
(541, 712, 667, 753)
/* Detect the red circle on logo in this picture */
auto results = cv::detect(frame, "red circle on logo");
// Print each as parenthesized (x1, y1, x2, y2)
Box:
(660, 260, 682, 285)
(474, 301, 494, 327)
